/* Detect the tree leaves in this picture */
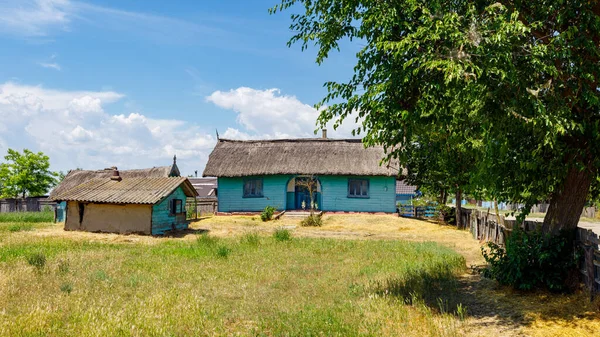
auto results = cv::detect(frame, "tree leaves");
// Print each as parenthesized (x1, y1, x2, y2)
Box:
(0, 149, 58, 198)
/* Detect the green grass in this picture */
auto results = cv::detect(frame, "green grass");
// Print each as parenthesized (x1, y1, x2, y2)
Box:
(0, 232, 467, 336)
(0, 211, 54, 223)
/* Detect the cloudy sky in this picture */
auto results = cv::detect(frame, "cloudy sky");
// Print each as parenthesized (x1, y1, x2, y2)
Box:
(0, 0, 361, 175)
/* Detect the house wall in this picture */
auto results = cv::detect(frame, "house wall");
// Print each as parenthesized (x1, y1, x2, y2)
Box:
(319, 176, 396, 213)
(218, 175, 289, 212)
(151, 186, 189, 235)
(218, 175, 396, 213)
(65, 201, 152, 234)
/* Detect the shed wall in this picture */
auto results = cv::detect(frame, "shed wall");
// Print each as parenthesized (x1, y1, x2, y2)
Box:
(151, 186, 189, 235)
(65, 201, 152, 234)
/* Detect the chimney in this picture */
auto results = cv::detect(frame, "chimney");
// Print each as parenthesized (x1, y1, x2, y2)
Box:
(110, 167, 122, 181)
(322, 129, 327, 139)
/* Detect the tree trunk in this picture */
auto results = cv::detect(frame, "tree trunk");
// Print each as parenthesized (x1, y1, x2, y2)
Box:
(543, 166, 594, 235)
(455, 189, 462, 229)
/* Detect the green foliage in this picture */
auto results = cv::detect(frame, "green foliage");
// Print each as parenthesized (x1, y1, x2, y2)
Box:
(437, 205, 456, 225)
(273, 228, 291, 241)
(273, 0, 600, 231)
(0, 149, 58, 198)
(261, 205, 276, 222)
(27, 252, 46, 270)
(58, 259, 70, 274)
(216, 245, 231, 258)
(60, 283, 73, 294)
(7, 223, 34, 232)
(481, 228, 579, 291)
(196, 233, 219, 247)
(0, 211, 54, 223)
(300, 214, 323, 227)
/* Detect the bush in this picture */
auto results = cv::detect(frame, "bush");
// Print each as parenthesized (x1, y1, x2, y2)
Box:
(301, 214, 323, 227)
(261, 206, 276, 222)
(27, 252, 46, 270)
(481, 228, 579, 291)
(437, 205, 456, 225)
(60, 283, 73, 294)
(273, 228, 291, 241)
(216, 245, 231, 258)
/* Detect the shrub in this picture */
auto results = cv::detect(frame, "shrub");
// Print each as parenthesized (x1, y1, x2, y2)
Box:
(437, 205, 456, 225)
(58, 259, 70, 274)
(216, 245, 231, 258)
(60, 283, 73, 294)
(261, 206, 276, 222)
(301, 214, 323, 227)
(481, 228, 579, 291)
(27, 252, 47, 270)
(273, 228, 291, 241)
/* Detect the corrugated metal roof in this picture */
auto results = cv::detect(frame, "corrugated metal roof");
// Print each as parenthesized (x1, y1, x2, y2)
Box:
(50, 177, 197, 204)
(396, 180, 417, 195)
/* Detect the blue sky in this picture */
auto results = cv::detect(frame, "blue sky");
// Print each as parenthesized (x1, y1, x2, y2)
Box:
(0, 0, 361, 175)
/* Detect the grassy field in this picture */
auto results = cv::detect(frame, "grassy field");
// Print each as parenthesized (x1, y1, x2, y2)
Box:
(1, 215, 599, 336)
(0, 211, 54, 223)
(0, 224, 467, 336)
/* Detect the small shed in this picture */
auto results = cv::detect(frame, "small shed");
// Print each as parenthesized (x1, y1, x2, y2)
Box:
(50, 172, 197, 235)
(50, 157, 180, 222)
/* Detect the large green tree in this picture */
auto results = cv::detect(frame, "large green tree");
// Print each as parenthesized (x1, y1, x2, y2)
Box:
(0, 149, 58, 198)
(273, 0, 600, 235)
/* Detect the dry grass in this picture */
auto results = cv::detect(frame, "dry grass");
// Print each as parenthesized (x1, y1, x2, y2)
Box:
(1, 218, 468, 337)
(3, 214, 599, 336)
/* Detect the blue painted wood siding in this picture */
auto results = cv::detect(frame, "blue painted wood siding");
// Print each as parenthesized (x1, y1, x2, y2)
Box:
(319, 176, 396, 213)
(151, 186, 189, 235)
(218, 175, 288, 212)
(55, 201, 66, 222)
(218, 175, 396, 213)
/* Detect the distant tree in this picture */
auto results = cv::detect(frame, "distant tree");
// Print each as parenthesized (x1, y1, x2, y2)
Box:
(0, 149, 58, 198)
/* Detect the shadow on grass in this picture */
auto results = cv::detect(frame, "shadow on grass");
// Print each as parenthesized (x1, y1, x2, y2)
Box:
(163, 228, 209, 238)
(375, 265, 600, 333)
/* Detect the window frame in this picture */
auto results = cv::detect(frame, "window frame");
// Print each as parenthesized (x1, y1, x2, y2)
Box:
(170, 198, 183, 215)
(347, 178, 370, 198)
(243, 178, 264, 198)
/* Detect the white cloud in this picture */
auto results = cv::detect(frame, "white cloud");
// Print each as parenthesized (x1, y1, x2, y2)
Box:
(206, 87, 362, 139)
(39, 62, 61, 70)
(0, 0, 71, 37)
(0, 82, 215, 174)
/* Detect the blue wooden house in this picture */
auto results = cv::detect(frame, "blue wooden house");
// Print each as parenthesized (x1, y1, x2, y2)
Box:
(202, 138, 399, 213)
(50, 170, 197, 235)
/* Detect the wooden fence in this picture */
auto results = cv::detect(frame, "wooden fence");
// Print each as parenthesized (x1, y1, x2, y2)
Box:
(577, 227, 600, 296)
(186, 198, 218, 218)
(0, 198, 56, 213)
(462, 208, 600, 296)
(398, 205, 437, 218)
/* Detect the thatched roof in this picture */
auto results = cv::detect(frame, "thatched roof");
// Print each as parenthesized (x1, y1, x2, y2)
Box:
(49, 177, 197, 204)
(203, 138, 399, 177)
(50, 164, 180, 199)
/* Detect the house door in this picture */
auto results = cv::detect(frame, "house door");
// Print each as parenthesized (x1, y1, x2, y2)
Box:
(295, 184, 311, 210)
